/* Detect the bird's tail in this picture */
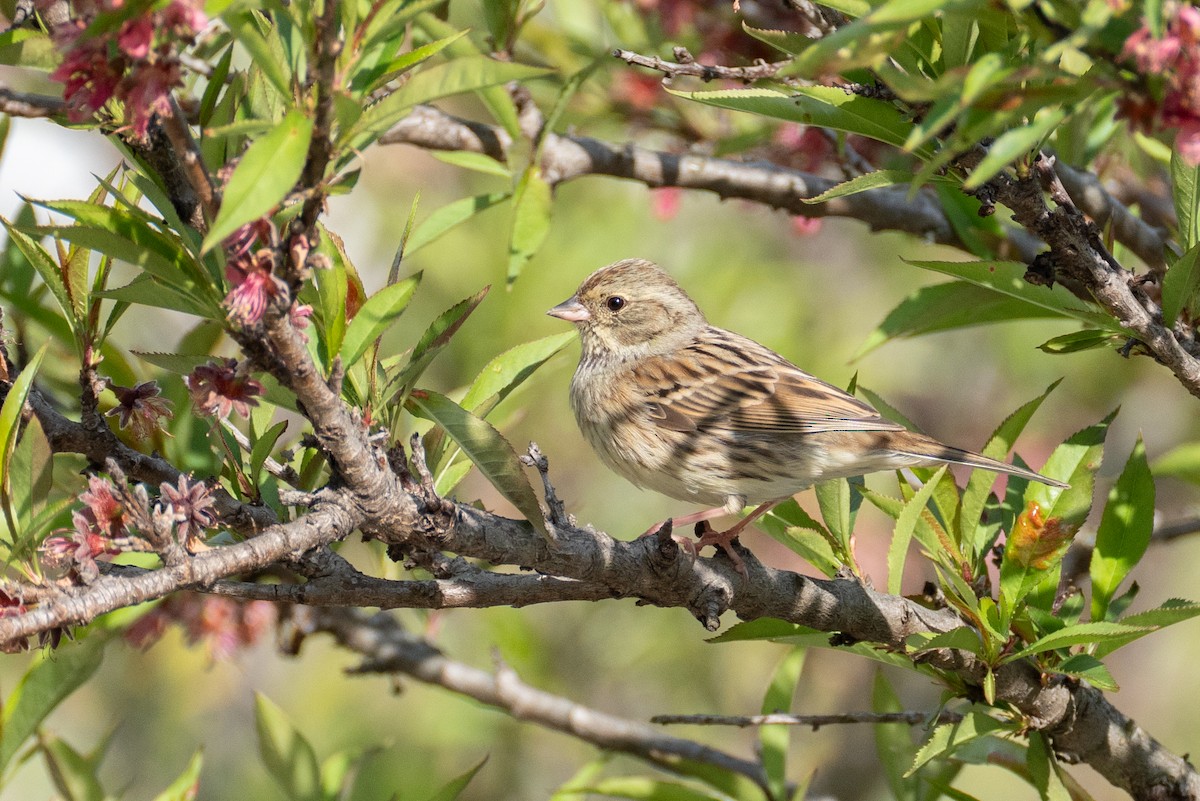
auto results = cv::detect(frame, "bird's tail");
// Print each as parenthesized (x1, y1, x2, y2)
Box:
(893, 433, 1069, 489)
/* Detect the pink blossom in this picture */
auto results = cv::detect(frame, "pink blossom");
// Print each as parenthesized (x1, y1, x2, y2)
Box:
(50, 28, 123, 122)
(185, 359, 264, 419)
(79, 475, 127, 539)
(163, 0, 208, 35)
(106, 380, 173, 440)
(223, 250, 284, 325)
(790, 215, 823, 236)
(117, 16, 153, 59)
(651, 187, 682, 221)
(1176, 119, 1200, 166)
(159, 474, 216, 549)
(122, 58, 179, 138)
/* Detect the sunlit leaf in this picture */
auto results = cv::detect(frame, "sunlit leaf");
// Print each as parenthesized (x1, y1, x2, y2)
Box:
(203, 110, 315, 252)
(888, 466, 947, 594)
(150, 749, 204, 801)
(507, 166, 553, 285)
(906, 712, 1010, 776)
(1005, 621, 1151, 661)
(254, 693, 322, 801)
(406, 192, 512, 256)
(339, 274, 420, 367)
(423, 755, 489, 801)
(1161, 243, 1200, 326)
(1090, 437, 1154, 621)
(1172, 148, 1200, 250)
(407, 389, 550, 541)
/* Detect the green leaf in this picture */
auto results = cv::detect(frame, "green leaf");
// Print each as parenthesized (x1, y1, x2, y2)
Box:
(254, 693, 323, 801)
(906, 627, 984, 656)
(40, 735, 107, 801)
(759, 499, 840, 577)
(803, 169, 916, 204)
(814, 476, 862, 559)
(569, 777, 724, 801)
(364, 30, 470, 92)
(906, 712, 1010, 776)
(405, 192, 512, 255)
(423, 755, 489, 801)
(203, 110, 315, 252)
(351, 57, 553, 149)
(1, 220, 75, 335)
(760, 648, 805, 801)
(250, 420, 288, 491)
(150, 749, 204, 801)
(339, 274, 421, 367)
(0, 344, 48, 510)
(227, 11, 293, 99)
(1036, 329, 1122, 354)
(962, 109, 1067, 190)
(0, 634, 106, 776)
(1005, 621, 1151, 661)
(98, 275, 214, 318)
(507, 166, 553, 285)
(902, 260, 1126, 332)
(1090, 437, 1154, 621)
(673, 86, 923, 154)
(960, 380, 1060, 560)
(430, 151, 512, 178)
(1053, 654, 1117, 692)
(742, 22, 812, 55)
(407, 390, 550, 541)
(1172, 148, 1200, 251)
(133, 351, 214, 375)
(872, 672, 918, 801)
(460, 331, 576, 414)
(1161, 242, 1200, 326)
(888, 467, 947, 594)
(389, 287, 490, 405)
(1153, 441, 1200, 483)
(1094, 598, 1200, 657)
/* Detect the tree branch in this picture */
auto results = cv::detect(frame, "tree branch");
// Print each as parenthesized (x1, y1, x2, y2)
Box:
(613, 47, 792, 83)
(294, 605, 780, 796)
(651, 711, 964, 728)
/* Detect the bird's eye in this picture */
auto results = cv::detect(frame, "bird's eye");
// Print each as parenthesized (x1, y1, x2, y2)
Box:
(606, 296, 626, 312)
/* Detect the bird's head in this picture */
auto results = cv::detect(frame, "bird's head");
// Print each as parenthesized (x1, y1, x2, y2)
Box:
(548, 259, 707, 363)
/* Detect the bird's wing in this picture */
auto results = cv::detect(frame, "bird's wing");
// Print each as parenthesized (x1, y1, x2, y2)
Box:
(634, 330, 906, 435)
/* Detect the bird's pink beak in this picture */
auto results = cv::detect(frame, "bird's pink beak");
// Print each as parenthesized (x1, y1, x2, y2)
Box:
(547, 297, 590, 323)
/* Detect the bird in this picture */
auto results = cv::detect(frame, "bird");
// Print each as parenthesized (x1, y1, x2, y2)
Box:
(547, 258, 1067, 572)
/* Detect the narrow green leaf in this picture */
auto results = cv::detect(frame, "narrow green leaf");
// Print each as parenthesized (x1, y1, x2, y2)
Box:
(406, 192, 511, 255)
(1094, 598, 1200, 657)
(1172, 148, 1200, 250)
(889, 467, 947, 594)
(430, 151, 512, 178)
(203, 111, 315, 252)
(1161, 242, 1200, 326)
(0, 634, 106, 776)
(351, 58, 552, 149)
(133, 351, 214, 375)
(367, 30, 470, 91)
(1153, 442, 1200, 483)
(872, 672, 917, 801)
(254, 693, 323, 801)
(906, 627, 984, 656)
(1, 220, 75, 334)
(759, 499, 840, 577)
(460, 331, 576, 414)
(803, 170, 915, 204)
(741, 22, 811, 55)
(1090, 437, 1154, 621)
(1036, 329, 1122, 354)
(961, 380, 1060, 559)
(858, 282, 1061, 358)
(569, 777, 724, 801)
(673, 87, 923, 154)
(407, 390, 550, 541)
(903, 260, 1125, 332)
(906, 712, 1009, 776)
(423, 755, 489, 801)
(760, 648, 806, 801)
(0, 345, 48, 506)
(250, 420, 288, 491)
(1053, 654, 1118, 692)
(150, 749, 204, 801)
(507, 166, 553, 285)
(98, 275, 214, 318)
(815, 476, 860, 556)
(227, 11, 293, 99)
(962, 109, 1066, 190)
(339, 274, 421, 367)
(389, 287, 490, 405)
(40, 735, 107, 801)
(1005, 621, 1151, 661)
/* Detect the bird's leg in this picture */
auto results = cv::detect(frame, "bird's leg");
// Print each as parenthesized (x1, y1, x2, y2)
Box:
(640, 507, 728, 539)
(694, 497, 788, 576)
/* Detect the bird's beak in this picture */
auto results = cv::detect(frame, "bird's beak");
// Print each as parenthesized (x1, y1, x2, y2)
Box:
(547, 297, 590, 323)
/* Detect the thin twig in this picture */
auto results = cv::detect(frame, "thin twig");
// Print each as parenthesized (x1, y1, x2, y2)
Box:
(651, 710, 965, 728)
(613, 48, 792, 84)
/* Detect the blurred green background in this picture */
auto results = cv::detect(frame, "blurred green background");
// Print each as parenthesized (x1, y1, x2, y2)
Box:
(2, 5, 1200, 793)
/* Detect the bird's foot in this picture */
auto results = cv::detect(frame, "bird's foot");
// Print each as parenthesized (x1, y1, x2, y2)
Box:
(693, 520, 748, 578)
